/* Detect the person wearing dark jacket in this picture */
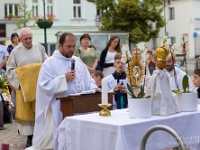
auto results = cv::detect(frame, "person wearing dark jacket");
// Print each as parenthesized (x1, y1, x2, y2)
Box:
(100, 35, 121, 77)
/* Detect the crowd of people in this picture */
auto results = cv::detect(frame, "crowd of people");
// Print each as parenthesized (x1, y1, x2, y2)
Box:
(0, 28, 200, 150)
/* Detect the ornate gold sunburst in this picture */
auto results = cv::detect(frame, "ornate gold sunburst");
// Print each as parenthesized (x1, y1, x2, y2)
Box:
(126, 46, 145, 85)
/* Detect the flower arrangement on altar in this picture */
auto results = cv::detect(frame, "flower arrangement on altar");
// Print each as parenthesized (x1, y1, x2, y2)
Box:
(121, 43, 152, 118)
(34, 14, 56, 23)
(170, 36, 196, 111)
(121, 44, 150, 99)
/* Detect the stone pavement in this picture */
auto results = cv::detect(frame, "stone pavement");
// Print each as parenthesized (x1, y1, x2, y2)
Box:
(0, 120, 26, 150)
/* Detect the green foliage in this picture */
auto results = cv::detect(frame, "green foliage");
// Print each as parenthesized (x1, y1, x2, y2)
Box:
(87, 0, 166, 43)
(172, 75, 190, 94)
(0, 75, 8, 89)
(182, 75, 189, 93)
(127, 83, 150, 98)
(127, 83, 136, 98)
(172, 90, 182, 94)
(13, 0, 33, 30)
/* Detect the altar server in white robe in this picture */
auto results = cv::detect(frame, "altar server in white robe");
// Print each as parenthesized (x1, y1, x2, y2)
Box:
(105, 53, 127, 109)
(165, 54, 193, 93)
(31, 32, 97, 150)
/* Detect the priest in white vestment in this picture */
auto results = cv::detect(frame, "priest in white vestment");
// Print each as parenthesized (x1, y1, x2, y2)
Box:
(146, 44, 179, 116)
(165, 54, 193, 93)
(31, 32, 97, 150)
(6, 28, 48, 148)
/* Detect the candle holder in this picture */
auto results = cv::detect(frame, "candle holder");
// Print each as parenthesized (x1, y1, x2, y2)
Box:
(98, 103, 112, 116)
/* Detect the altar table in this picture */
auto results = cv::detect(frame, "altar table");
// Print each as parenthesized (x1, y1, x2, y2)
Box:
(57, 105, 200, 150)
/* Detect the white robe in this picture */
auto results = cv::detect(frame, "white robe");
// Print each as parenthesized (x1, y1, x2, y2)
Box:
(6, 43, 47, 136)
(105, 75, 127, 92)
(168, 67, 193, 93)
(105, 75, 127, 109)
(32, 50, 97, 149)
(6, 43, 47, 89)
(147, 69, 180, 116)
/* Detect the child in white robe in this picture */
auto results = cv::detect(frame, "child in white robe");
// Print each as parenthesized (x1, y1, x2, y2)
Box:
(105, 53, 127, 109)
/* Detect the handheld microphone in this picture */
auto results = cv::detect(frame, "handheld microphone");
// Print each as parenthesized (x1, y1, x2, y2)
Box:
(71, 59, 75, 70)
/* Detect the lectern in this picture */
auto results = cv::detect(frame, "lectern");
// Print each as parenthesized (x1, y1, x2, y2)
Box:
(56, 92, 115, 119)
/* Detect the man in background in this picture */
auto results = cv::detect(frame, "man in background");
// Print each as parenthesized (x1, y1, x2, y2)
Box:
(165, 54, 193, 92)
(6, 28, 48, 148)
(0, 44, 9, 74)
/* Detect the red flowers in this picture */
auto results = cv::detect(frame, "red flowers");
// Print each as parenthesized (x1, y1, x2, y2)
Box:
(34, 14, 56, 23)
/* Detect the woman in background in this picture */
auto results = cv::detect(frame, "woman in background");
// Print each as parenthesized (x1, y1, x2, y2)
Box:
(74, 33, 98, 74)
(6, 33, 20, 120)
(7, 33, 20, 54)
(88, 45, 103, 71)
(100, 35, 121, 77)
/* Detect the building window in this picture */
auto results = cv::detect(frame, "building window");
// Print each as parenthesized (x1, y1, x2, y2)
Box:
(170, 37, 176, 45)
(47, 0, 53, 15)
(97, 9, 100, 15)
(73, 0, 81, 18)
(32, 0, 39, 17)
(169, 7, 175, 20)
(4, 4, 19, 16)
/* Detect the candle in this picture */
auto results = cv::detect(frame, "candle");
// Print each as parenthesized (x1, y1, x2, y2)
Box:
(101, 78, 108, 104)
(2, 142, 9, 150)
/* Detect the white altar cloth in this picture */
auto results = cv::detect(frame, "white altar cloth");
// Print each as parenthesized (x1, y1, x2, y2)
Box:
(57, 105, 200, 150)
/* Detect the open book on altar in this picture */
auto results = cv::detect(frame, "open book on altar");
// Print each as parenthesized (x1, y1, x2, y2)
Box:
(69, 89, 101, 96)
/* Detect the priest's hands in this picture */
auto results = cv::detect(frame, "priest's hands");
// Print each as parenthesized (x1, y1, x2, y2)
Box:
(65, 70, 76, 82)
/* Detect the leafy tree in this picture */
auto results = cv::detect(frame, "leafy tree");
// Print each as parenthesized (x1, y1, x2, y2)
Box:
(13, 0, 33, 30)
(87, 0, 166, 43)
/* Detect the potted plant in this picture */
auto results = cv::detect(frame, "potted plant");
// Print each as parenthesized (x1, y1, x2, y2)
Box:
(172, 75, 197, 112)
(126, 83, 151, 118)
(123, 45, 151, 118)
(170, 41, 197, 112)
(34, 14, 55, 28)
